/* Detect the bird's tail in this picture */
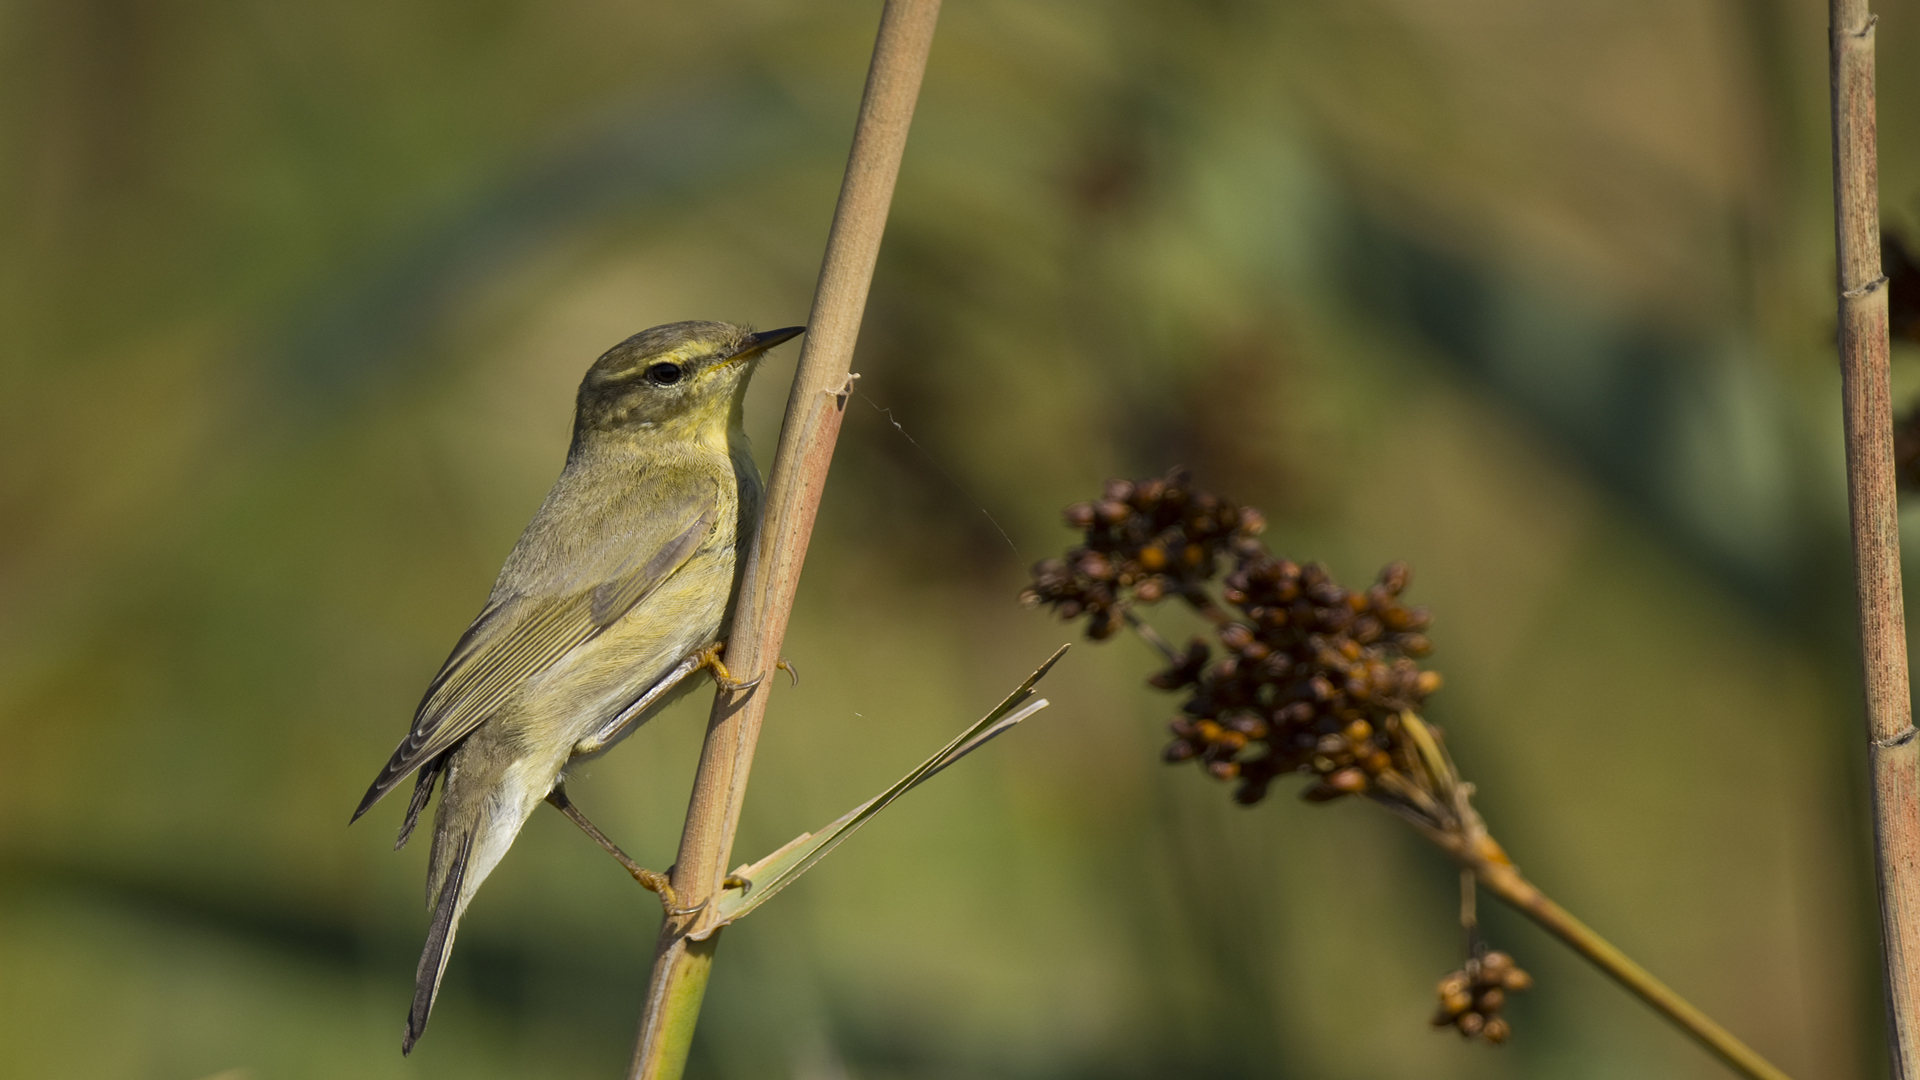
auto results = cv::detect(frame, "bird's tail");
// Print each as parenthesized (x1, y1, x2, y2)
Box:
(404, 828, 473, 1055)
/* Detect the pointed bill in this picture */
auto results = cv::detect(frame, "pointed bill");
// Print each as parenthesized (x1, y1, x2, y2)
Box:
(725, 326, 805, 365)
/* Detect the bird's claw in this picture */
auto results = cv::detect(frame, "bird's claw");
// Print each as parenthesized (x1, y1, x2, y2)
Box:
(665, 897, 710, 918)
(695, 640, 762, 692)
(693, 643, 796, 693)
(722, 873, 754, 893)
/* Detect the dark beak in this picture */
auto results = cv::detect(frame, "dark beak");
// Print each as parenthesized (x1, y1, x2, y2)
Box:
(730, 326, 805, 362)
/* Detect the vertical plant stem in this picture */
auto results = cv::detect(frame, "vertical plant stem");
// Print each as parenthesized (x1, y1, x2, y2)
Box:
(626, 3, 943, 1078)
(1828, 3, 1920, 1076)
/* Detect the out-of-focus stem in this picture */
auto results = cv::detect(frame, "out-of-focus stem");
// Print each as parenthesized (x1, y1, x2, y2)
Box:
(626, 3, 942, 1078)
(1122, 608, 1180, 663)
(1405, 819, 1792, 1080)
(1827, 3, 1920, 1075)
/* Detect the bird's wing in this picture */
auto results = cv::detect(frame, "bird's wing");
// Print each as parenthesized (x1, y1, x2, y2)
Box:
(352, 478, 722, 821)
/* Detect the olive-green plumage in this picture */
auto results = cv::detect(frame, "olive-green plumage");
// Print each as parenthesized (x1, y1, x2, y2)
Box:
(351, 320, 801, 1054)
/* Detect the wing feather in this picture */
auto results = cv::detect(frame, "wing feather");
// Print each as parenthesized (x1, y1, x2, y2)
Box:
(352, 476, 721, 823)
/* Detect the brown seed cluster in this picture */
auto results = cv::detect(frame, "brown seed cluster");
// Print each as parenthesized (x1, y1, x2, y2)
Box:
(1166, 559, 1441, 805)
(1027, 473, 1540, 1047)
(1023, 472, 1443, 805)
(1433, 951, 1532, 1043)
(1020, 472, 1267, 640)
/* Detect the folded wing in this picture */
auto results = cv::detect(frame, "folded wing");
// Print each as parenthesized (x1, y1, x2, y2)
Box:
(352, 475, 721, 823)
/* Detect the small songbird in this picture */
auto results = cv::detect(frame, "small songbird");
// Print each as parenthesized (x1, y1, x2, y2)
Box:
(351, 320, 803, 1054)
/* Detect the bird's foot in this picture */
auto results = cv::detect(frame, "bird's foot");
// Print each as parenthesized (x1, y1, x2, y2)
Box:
(695, 640, 762, 692)
(630, 866, 707, 917)
(722, 873, 753, 893)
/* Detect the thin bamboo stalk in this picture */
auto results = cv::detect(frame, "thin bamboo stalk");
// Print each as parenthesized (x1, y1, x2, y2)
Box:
(626, 4, 943, 1078)
(1828, 3, 1920, 1075)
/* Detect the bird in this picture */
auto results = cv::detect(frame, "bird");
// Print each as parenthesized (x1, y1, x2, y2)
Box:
(350, 320, 803, 1054)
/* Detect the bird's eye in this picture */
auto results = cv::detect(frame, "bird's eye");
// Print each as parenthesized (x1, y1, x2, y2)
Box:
(645, 362, 684, 386)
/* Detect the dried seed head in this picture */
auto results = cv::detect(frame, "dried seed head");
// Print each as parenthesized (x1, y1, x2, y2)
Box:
(1324, 767, 1368, 795)
(1021, 470, 1276, 641)
(1023, 472, 1445, 806)
(1476, 951, 1512, 982)
(1432, 951, 1531, 1045)
(1025, 472, 1501, 1052)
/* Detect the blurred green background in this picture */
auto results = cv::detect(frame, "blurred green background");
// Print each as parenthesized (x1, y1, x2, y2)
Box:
(4, 0, 1919, 1077)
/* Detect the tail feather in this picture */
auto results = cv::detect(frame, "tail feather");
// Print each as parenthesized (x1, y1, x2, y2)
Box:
(394, 754, 449, 851)
(403, 829, 473, 1056)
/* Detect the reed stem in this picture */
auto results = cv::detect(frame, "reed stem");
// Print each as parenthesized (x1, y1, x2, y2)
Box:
(626, 3, 942, 1077)
(1827, 3, 1920, 1076)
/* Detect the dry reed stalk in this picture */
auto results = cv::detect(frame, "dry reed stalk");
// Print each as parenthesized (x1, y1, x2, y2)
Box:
(626, 3, 942, 1078)
(1828, 2, 1920, 1075)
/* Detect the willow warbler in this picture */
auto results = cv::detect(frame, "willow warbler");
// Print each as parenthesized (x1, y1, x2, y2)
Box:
(351, 320, 802, 1054)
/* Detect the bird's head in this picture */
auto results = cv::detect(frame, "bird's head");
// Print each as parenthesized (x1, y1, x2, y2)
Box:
(572, 321, 804, 447)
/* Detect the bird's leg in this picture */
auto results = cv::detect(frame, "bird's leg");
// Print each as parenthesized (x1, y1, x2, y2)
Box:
(574, 654, 702, 756)
(545, 785, 705, 917)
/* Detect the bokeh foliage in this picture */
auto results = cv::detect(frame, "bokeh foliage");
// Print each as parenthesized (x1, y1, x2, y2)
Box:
(4, 0, 1919, 1077)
